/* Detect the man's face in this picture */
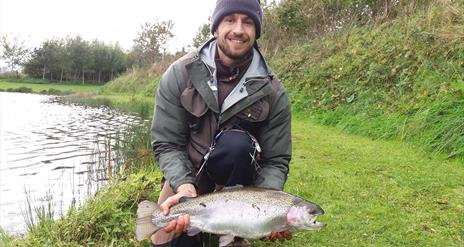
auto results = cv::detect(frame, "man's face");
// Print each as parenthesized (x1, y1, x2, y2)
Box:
(214, 13, 256, 66)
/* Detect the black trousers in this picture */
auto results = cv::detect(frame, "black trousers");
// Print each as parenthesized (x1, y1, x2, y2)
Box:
(153, 130, 257, 247)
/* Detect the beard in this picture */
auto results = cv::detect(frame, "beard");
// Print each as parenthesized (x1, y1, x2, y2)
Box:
(217, 38, 253, 62)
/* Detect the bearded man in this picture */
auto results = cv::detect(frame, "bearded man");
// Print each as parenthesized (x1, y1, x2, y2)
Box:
(150, 0, 292, 246)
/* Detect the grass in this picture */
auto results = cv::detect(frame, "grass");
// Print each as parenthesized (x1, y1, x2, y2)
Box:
(104, 67, 160, 97)
(253, 114, 464, 246)
(4, 113, 463, 246)
(55, 67, 159, 118)
(0, 229, 16, 246)
(0, 80, 103, 94)
(62, 93, 154, 118)
(8, 170, 162, 247)
(270, 2, 464, 159)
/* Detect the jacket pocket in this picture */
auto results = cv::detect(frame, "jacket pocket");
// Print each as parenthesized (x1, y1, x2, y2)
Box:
(181, 86, 209, 133)
(230, 98, 270, 135)
(236, 99, 270, 123)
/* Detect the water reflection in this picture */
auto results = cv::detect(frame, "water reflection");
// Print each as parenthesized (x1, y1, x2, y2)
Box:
(0, 92, 141, 233)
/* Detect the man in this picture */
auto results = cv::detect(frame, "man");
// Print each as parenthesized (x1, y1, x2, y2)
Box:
(150, 0, 292, 246)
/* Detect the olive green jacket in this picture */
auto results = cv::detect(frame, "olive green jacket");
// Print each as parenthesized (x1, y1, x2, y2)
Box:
(151, 38, 291, 193)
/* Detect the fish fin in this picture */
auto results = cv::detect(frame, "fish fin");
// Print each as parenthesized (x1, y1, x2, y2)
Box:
(222, 184, 244, 190)
(135, 200, 159, 241)
(186, 226, 202, 236)
(219, 235, 235, 247)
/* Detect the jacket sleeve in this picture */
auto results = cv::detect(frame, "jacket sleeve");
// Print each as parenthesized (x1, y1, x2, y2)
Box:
(254, 83, 292, 190)
(151, 64, 197, 192)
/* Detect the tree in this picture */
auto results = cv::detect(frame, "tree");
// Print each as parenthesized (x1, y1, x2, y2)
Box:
(192, 22, 211, 48)
(67, 36, 91, 84)
(0, 35, 29, 77)
(108, 43, 128, 81)
(131, 20, 174, 66)
(23, 36, 129, 83)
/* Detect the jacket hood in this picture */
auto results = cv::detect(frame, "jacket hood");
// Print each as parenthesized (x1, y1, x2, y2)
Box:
(196, 38, 273, 113)
(198, 37, 272, 79)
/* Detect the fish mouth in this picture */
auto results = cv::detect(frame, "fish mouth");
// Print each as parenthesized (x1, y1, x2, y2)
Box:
(311, 219, 326, 229)
(304, 217, 326, 230)
(308, 204, 325, 230)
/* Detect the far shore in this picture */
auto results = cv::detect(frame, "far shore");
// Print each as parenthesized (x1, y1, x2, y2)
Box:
(0, 79, 103, 95)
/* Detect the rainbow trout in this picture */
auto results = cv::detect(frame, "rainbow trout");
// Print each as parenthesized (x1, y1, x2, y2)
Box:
(136, 187, 325, 246)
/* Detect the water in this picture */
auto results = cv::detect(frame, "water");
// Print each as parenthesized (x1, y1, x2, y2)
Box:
(0, 92, 141, 233)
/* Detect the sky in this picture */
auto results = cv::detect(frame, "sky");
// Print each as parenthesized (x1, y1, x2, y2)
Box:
(0, 0, 217, 53)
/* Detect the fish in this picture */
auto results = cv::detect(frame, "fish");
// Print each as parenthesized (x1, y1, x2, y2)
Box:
(136, 186, 325, 246)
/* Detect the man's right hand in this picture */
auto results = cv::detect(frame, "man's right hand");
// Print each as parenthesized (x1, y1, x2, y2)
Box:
(159, 183, 197, 235)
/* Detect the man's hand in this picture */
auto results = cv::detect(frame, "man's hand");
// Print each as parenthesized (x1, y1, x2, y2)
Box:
(262, 231, 292, 241)
(159, 183, 197, 235)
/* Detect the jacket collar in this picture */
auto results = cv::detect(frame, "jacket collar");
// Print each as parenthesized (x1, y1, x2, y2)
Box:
(199, 38, 273, 113)
(198, 37, 272, 79)
(186, 38, 274, 115)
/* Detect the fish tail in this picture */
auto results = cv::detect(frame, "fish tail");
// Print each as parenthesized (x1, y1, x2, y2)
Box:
(136, 200, 160, 241)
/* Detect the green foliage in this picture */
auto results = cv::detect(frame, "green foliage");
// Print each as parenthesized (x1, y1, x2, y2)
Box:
(12, 171, 161, 247)
(62, 93, 154, 118)
(115, 121, 155, 174)
(270, 2, 464, 159)
(104, 66, 160, 97)
(23, 36, 129, 84)
(260, 0, 436, 54)
(276, 0, 309, 35)
(0, 35, 29, 77)
(0, 229, 16, 247)
(131, 20, 174, 67)
(192, 22, 212, 48)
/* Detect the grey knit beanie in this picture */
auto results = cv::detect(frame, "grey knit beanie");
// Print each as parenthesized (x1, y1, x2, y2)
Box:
(211, 0, 262, 38)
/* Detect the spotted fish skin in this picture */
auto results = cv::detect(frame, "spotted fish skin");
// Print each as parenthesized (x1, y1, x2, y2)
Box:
(136, 187, 324, 242)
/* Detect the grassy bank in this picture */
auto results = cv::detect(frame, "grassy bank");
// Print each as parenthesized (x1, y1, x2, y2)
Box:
(0, 80, 103, 94)
(270, 2, 464, 160)
(61, 67, 158, 118)
(0, 78, 155, 118)
(63, 93, 154, 119)
(3, 114, 463, 246)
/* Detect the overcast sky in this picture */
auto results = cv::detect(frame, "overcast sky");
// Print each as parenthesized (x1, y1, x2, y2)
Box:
(0, 0, 217, 53)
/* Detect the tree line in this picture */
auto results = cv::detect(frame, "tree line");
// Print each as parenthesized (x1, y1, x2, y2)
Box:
(23, 37, 127, 83)
(1, 21, 175, 84)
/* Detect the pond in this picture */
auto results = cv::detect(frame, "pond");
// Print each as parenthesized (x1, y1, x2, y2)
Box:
(0, 92, 142, 233)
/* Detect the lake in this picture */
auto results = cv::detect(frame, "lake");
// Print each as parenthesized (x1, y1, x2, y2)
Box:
(0, 92, 142, 233)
